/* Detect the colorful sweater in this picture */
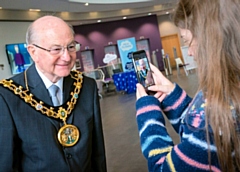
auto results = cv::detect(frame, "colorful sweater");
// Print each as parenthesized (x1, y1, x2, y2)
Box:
(136, 84, 221, 172)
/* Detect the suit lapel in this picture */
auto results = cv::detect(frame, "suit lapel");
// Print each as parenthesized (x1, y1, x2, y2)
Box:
(62, 73, 74, 103)
(26, 64, 52, 105)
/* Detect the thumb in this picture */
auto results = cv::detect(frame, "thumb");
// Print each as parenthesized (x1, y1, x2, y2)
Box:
(136, 83, 147, 100)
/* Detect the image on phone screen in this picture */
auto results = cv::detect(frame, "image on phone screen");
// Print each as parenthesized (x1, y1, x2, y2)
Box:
(132, 50, 155, 88)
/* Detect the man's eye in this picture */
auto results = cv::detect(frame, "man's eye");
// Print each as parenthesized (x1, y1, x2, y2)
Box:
(68, 45, 75, 49)
(51, 47, 62, 51)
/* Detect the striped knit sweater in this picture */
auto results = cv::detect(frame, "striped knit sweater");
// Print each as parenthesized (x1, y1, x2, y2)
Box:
(136, 84, 221, 172)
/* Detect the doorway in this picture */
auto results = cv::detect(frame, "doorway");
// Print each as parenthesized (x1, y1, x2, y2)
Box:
(161, 34, 183, 69)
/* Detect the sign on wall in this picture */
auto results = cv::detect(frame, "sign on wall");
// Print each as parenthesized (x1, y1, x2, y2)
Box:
(136, 38, 151, 62)
(104, 44, 119, 65)
(81, 50, 95, 71)
(117, 37, 137, 72)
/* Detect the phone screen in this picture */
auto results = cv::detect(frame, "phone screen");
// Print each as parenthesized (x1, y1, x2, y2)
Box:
(132, 50, 155, 88)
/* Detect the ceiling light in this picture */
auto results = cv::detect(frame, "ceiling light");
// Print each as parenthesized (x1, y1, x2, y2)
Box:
(166, 11, 169, 14)
(97, 20, 101, 22)
(121, 9, 130, 13)
(69, 0, 151, 4)
(123, 17, 127, 19)
(148, 13, 152, 15)
(89, 12, 98, 17)
(29, 9, 41, 12)
(85, 3, 89, 6)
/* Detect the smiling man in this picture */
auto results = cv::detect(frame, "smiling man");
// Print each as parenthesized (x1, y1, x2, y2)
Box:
(0, 16, 107, 172)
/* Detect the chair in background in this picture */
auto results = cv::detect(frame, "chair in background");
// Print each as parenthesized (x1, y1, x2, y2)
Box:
(99, 66, 117, 94)
(95, 69, 105, 99)
(175, 57, 189, 76)
(83, 69, 105, 99)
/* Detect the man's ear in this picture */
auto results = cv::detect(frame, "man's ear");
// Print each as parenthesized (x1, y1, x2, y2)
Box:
(27, 45, 37, 62)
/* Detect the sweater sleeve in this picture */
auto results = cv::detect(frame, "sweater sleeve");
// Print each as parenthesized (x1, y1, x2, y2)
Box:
(161, 84, 192, 133)
(136, 94, 221, 172)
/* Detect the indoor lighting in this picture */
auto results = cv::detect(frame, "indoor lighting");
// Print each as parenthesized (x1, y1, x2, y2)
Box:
(121, 9, 130, 13)
(85, 3, 89, 6)
(148, 13, 152, 15)
(97, 20, 101, 22)
(0, 7, 2, 9)
(123, 16, 127, 19)
(69, 0, 151, 4)
(89, 12, 98, 17)
(166, 11, 169, 14)
(29, 9, 41, 12)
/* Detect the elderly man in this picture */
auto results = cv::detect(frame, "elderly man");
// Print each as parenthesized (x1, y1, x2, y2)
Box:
(0, 16, 107, 171)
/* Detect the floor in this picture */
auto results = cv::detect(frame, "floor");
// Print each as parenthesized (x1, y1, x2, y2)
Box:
(100, 68, 198, 172)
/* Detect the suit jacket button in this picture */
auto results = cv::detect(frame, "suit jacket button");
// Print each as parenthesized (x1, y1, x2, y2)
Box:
(66, 153, 72, 159)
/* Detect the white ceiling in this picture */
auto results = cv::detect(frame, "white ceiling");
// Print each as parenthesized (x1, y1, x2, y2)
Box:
(0, 0, 177, 25)
(0, 0, 176, 13)
(68, 0, 154, 5)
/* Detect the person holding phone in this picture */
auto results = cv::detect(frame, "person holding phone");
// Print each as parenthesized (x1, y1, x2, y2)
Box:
(135, 0, 240, 171)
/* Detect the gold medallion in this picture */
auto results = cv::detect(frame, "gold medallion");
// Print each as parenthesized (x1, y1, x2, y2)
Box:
(58, 124, 80, 147)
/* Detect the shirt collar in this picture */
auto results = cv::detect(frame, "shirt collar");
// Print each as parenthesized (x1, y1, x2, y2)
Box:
(35, 65, 63, 92)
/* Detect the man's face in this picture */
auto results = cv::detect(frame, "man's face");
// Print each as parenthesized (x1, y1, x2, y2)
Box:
(139, 60, 146, 70)
(28, 19, 77, 83)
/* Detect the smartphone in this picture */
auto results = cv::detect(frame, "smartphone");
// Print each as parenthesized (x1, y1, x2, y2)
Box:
(132, 50, 155, 90)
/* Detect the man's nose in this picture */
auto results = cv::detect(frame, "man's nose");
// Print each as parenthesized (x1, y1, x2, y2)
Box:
(61, 48, 71, 61)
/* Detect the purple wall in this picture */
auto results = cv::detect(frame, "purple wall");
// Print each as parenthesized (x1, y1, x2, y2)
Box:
(73, 15, 163, 71)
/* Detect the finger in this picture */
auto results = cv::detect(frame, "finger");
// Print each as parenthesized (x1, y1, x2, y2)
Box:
(151, 70, 160, 85)
(150, 63, 165, 78)
(136, 83, 147, 99)
(136, 86, 140, 100)
(158, 94, 167, 102)
(148, 85, 173, 94)
(150, 63, 169, 85)
(153, 91, 163, 99)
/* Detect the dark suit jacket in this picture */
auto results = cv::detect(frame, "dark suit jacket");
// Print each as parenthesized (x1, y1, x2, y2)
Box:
(0, 64, 107, 172)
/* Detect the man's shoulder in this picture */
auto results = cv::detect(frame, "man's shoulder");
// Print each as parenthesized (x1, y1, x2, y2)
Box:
(1, 72, 25, 85)
(0, 73, 25, 97)
(83, 75, 96, 85)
